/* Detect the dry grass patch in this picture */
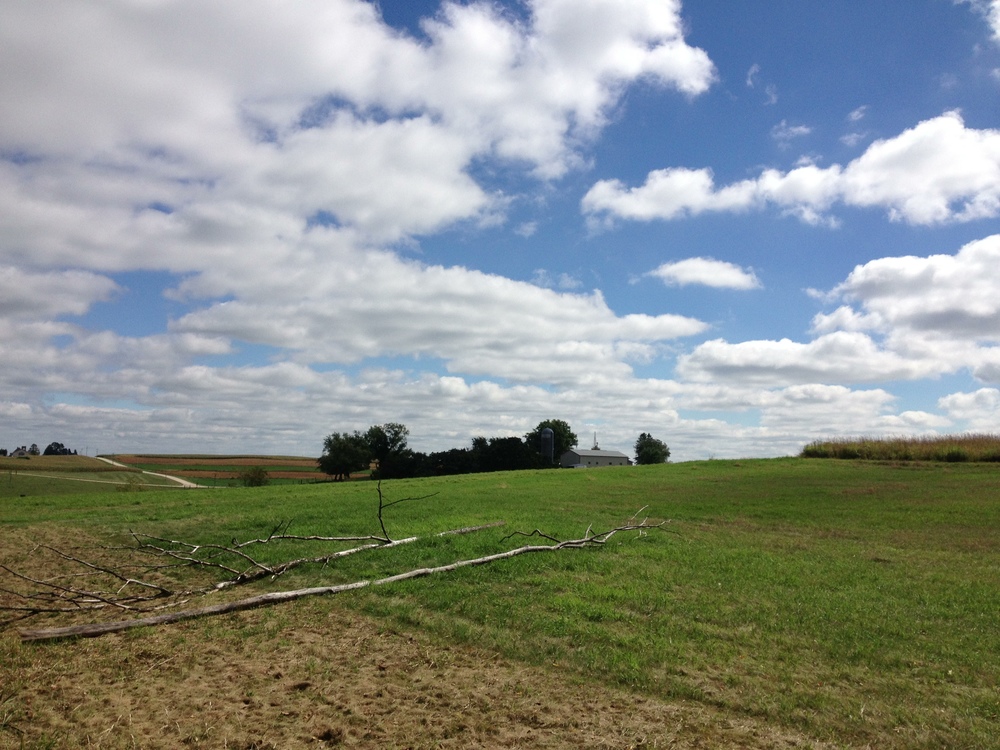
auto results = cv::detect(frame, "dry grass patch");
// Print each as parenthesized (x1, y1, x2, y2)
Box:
(801, 433, 1000, 462)
(1, 599, 839, 750)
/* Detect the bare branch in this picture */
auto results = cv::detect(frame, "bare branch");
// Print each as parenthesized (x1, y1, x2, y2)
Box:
(230, 533, 390, 548)
(213, 522, 506, 590)
(498, 529, 562, 544)
(375, 480, 439, 542)
(18, 519, 660, 642)
(38, 546, 172, 597)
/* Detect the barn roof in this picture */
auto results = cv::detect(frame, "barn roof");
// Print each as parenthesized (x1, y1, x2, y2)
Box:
(563, 449, 629, 458)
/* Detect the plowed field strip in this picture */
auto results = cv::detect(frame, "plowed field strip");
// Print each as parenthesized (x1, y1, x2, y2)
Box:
(166, 470, 323, 480)
(113, 455, 319, 469)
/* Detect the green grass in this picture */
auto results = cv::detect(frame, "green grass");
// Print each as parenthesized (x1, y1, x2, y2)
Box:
(2, 458, 998, 748)
(0, 455, 179, 499)
(0, 470, 170, 499)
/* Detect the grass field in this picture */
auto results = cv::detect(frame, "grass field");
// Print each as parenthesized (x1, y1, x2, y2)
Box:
(1, 458, 998, 748)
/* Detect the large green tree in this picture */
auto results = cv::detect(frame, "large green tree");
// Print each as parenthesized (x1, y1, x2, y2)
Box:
(634, 433, 670, 465)
(363, 422, 410, 479)
(525, 419, 577, 462)
(317, 431, 370, 481)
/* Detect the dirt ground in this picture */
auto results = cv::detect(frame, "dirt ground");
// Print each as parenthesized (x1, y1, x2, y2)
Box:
(0, 527, 837, 750)
(1, 600, 839, 750)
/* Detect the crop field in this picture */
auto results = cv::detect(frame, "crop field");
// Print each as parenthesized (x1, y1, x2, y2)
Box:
(109, 454, 329, 485)
(801, 433, 1000, 462)
(1, 458, 998, 749)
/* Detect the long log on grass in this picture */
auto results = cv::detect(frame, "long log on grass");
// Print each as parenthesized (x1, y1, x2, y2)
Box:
(19, 521, 659, 643)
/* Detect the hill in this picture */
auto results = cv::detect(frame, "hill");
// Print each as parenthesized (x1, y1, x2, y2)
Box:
(1, 458, 997, 748)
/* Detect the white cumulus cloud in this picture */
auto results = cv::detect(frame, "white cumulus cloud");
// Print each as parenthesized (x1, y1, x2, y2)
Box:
(958, 0, 1000, 43)
(676, 235, 1000, 390)
(646, 257, 761, 290)
(583, 112, 1000, 227)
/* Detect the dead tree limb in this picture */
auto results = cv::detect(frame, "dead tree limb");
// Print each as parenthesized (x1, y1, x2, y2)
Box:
(1, 521, 508, 622)
(39, 545, 173, 598)
(18, 520, 660, 643)
(0, 561, 169, 613)
(160, 522, 505, 591)
(375, 480, 437, 541)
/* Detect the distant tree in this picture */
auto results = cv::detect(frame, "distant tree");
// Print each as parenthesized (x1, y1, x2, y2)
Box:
(0, 449, 7, 457)
(364, 423, 410, 479)
(28, 444, 40, 456)
(318, 431, 370, 481)
(634, 433, 670, 465)
(43, 442, 70, 456)
(427, 447, 478, 476)
(472, 436, 539, 473)
(525, 419, 577, 462)
(238, 466, 270, 487)
(379, 448, 428, 479)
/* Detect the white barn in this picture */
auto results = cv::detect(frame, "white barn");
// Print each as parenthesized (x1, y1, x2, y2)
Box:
(559, 449, 630, 468)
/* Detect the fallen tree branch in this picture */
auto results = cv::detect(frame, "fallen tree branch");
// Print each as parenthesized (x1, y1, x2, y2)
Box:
(375, 480, 437, 541)
(0, 561, 168, 612)
(18, 520, 659, 642)
(190, 522, 506, 590)
(1, 521, 508, 619)
(126, 485, 444, 589)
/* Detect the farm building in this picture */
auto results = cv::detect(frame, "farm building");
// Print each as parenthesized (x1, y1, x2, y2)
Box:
(560, 449, 630, 468)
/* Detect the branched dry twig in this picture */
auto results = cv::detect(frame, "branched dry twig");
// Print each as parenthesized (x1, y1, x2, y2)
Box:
(375, 480, 438, 541)
(39, 545, 172, 597)
(499, 529, 563, 544)
(17, 518, 663, 642)
(0, 515, 506, 620)
(1, 469, 667, 642)
(129, 486, 449, 591)
(0, 562, 163, 613)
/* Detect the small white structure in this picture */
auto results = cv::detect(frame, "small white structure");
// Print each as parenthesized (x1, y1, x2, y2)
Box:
(560, 449, 630, 468)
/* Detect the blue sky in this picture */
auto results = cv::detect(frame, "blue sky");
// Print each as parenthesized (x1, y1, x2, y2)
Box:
(2, 0, 1000, 461)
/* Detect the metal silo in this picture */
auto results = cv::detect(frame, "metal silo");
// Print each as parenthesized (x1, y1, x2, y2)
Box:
(541, 427, 554, 464)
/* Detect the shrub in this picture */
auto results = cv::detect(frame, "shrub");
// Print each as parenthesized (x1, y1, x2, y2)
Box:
(115, 474, 146, 492)
(940, 448, 968, 463)
(238, 466, 270, 487)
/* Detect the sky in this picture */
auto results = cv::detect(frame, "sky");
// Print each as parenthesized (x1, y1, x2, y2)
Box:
(2, 0, 1000, 462)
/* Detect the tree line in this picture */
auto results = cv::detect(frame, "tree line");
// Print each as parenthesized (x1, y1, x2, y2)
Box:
(317, 420, 668, 481)
(0, 442, 77, 457)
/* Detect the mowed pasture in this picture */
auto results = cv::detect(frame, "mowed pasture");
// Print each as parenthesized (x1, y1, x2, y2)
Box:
(1, 458, 998, 749)
(110, 454, 330, 485)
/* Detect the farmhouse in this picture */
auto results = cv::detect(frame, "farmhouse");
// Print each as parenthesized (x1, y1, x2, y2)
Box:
(560, 449, 630, 468)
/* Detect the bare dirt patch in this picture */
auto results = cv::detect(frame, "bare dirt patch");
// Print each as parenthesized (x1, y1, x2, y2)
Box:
(2, 602, 836, 750)
(0, 528, 836, 750)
